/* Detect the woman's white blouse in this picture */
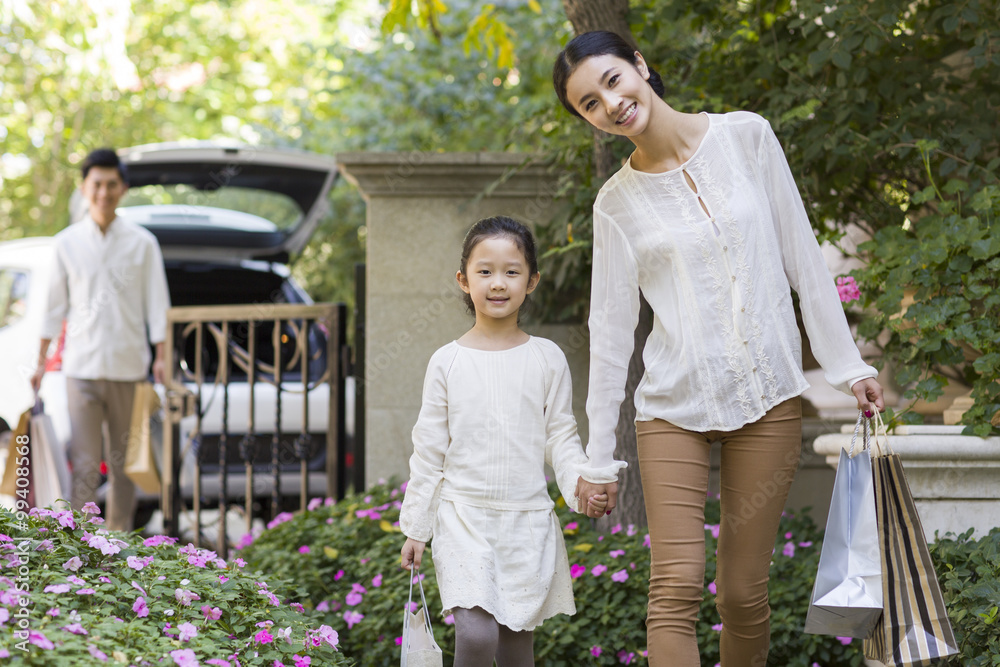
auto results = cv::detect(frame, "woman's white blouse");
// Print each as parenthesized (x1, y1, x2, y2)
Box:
(584, 111, 877, 478)
(399, 337, 594, 543)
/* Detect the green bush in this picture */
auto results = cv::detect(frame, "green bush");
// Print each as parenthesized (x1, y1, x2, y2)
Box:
(929, 527, 1000, 666)
(239, 481, 866, 666)
(0, 504, 351, 666)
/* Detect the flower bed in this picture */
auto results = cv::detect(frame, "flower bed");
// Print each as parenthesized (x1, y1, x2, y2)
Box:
(0, 504, 351, 666)
(237, 481, 864, 666)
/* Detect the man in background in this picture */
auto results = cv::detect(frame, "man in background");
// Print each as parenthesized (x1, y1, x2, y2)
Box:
(31, 148, 170, 531)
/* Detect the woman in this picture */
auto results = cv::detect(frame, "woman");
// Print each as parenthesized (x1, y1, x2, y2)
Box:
(554, 31, 885, 666)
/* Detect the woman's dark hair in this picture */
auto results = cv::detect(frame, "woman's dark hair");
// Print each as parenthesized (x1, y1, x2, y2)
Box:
(81, 147, 129, 184)
(552, 30, 665, 118)
(459, 216, 539, 316)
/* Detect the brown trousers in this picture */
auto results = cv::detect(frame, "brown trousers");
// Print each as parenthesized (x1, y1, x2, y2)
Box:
(66, 378, 138, 532)
(636, 397, 802, 667)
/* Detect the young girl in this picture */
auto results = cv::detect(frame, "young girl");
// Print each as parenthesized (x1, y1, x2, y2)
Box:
(399, 216, 614, 666)
(552, 31, 885, 666)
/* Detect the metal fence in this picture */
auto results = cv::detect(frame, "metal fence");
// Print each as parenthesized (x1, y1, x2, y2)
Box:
(159, 303, 348, 556)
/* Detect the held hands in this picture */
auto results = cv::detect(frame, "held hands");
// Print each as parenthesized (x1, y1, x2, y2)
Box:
(852, 377, 886, 418)
(575, 476, 619, 519)
(400, 538, 426, 571)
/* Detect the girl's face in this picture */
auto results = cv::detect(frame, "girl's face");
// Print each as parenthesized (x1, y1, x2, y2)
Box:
(457, 236, 539, 326)
(563, 52, 654, 136)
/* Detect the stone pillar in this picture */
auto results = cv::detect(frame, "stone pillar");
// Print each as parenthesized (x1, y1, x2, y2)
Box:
(336, 152, 588, 488)
(813, 424, 1000, 539)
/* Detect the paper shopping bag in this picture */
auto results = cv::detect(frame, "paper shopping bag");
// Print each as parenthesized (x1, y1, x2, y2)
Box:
(863, 413, 959, 666)
(804, 413, 883, 637)
(125, 382, 163, 494)
(1, 408, 32, 497)
(28, 401, 70, 509)
(401, 570, 442, 667)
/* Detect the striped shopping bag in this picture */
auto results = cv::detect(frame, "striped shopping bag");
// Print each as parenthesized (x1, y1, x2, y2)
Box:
(863, 413, 958, 666)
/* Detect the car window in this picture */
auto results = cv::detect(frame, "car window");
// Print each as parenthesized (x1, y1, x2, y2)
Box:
(0, 269, 29, 329)
(121, 184, 302, 229)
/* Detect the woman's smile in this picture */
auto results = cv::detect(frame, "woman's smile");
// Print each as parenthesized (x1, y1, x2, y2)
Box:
(616, 102, 638, 125)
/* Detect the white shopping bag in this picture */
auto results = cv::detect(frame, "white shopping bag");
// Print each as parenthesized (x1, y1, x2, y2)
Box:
(804, 412, 883, 638)
(401, 570, 442, 667)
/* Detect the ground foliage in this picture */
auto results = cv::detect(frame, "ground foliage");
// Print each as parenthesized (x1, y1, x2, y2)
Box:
(239, 480, 867, 666)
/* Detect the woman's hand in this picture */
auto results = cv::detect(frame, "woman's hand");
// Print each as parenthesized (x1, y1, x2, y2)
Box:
(400, 538, 426, 571)
(852, 377, 886, 418)
(576, 476, 618, 517)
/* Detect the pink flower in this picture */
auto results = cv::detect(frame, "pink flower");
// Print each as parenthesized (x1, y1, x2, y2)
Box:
(610, 549, 625, 558)
(144, 535, 178, 547)
(443, 614, 455, 625)
(591, 646, 602, 657)
(45, 583, 71, 594)
(175, 588, 201, 606)
(345, 592, 363, 606)
(783, 541, 796, 558)
(206, 660, 231, 667)
(564, 521, 578, 531)
(334, 569, 345, 581)
(293, 656, 311, 667)
(618, 650, 635, 664)
(131, 581, 148, 596)
(76, 588, 96, 595)
(170, 648, 199, 667)
(837, 636, 853, 645)
(591, 564, 608, 577)
(836, 276, 861, 302)
(133, 597, 149, 618)
(255, 629, 274, 644)
(570, 564, 587, 579)
(266, 512, 294, 529)
(315, 601, 330, 612)
(315, 625, 339, 648)
(63, 622, 87, 635)
(62, 556, 83, 571)
(88, 644, 109, 661)
(610, 523, 623, 534)
(178, 622, 198, 642)
(395, 636, 403, 645)
(708, 581, 717, 595)
(298, 546, 311, 554)
(611, 569, 629, 583)
(127, 555, 154, 570)
(343, 610, 364, 629)
(307, 498, 323, 511)
(799, 541, 813, 548)
(643, 533, 651, 548)
(28, 631, 54, 649)
(201, 606, 222, 620)
(82, 502, 101, 514)
(371, 573, 383, 588)
(712, 623, 724, 631)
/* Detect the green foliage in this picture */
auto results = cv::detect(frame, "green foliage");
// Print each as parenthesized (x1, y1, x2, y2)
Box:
(930, 528, 1000, 666)
(239, 480, 866, 666)
(856, 142, 1000, 435)
(0, 504, 350, 665)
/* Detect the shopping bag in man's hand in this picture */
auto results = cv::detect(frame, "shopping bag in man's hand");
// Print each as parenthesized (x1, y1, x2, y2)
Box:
(804, 412, 883, 637)
(401, 570, 442, 667)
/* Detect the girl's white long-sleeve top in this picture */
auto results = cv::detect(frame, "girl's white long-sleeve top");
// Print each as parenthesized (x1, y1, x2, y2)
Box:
(584, 111, 877, 478)
(399, 337, 593, 543)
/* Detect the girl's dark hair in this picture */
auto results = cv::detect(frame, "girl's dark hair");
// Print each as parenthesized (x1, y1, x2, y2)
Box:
(552, 30, 665, 118)
(459, 216, 539, 316)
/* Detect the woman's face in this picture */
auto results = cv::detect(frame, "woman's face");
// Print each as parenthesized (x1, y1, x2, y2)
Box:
(564, 52, 654, 136)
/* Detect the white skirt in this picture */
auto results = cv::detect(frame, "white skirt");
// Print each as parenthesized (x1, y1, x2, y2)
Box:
(430, 500, 576, 632)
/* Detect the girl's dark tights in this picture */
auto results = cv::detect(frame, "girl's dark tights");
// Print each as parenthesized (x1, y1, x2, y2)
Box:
(452, 606, 534, 667)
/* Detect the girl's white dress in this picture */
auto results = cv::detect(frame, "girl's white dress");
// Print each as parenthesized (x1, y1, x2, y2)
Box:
(399, 336, 597, 632)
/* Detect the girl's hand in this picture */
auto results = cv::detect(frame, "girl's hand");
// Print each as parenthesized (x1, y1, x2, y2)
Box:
(401, 538, 426, 571)
(576, 476, 617, 517)
(587, 493, 609, 517)
(852, 378, 886, 418)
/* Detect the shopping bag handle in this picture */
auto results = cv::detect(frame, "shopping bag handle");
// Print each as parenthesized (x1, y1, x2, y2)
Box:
(407, 567, 434, 636)
(849, 409, 892, 458)
(848, 410, 872, 458)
